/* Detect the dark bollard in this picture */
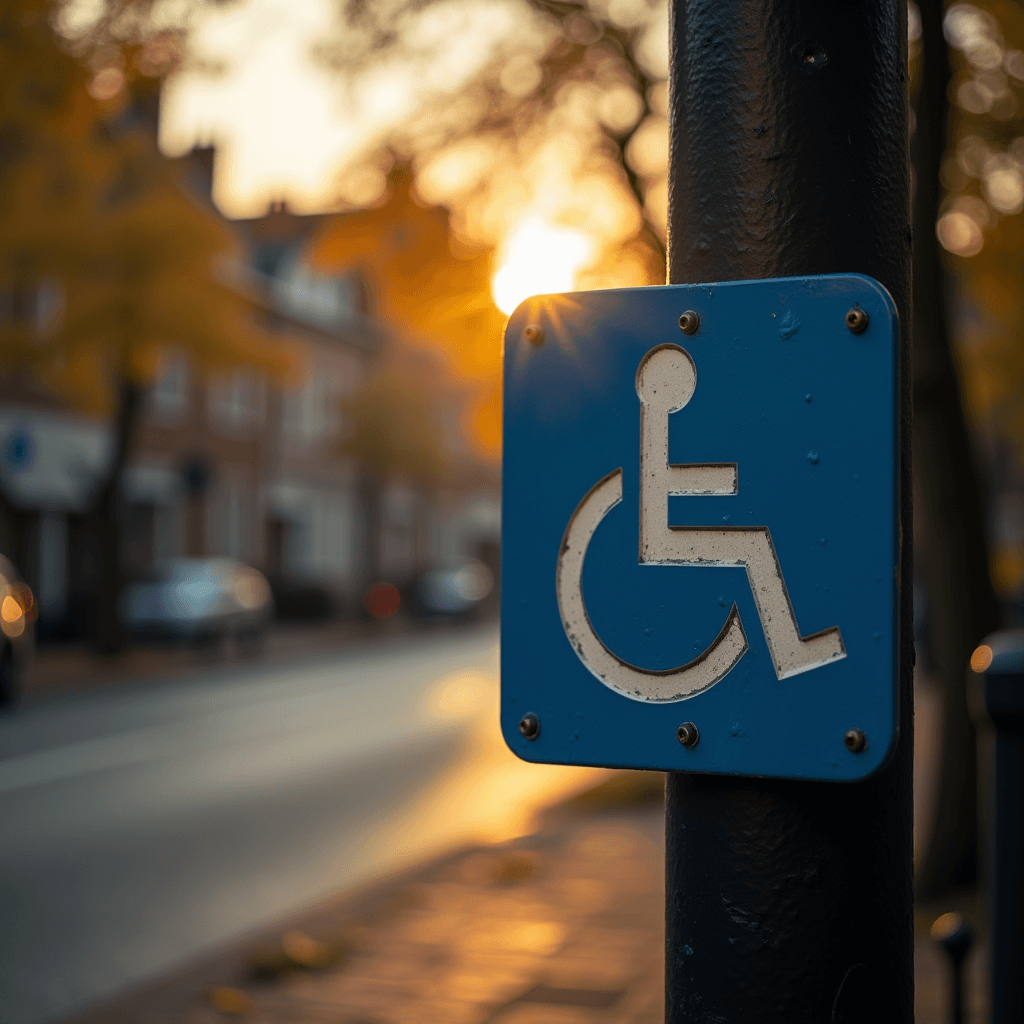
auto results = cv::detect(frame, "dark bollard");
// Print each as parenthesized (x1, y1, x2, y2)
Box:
(930, 912, 974, 1024)
(972, 632, 1024, 1024)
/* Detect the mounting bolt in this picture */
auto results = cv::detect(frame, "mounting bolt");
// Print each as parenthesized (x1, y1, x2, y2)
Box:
(678, 310, 701, 335)
(524, 324, 544, 345)
(844, 727, 867, 753)
(677, 721, 700, 748)
(845, 306, 869, 334)
(519, 712, 541, 740)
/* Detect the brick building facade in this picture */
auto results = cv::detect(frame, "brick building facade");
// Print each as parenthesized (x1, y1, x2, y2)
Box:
(0, 147, 500, 639)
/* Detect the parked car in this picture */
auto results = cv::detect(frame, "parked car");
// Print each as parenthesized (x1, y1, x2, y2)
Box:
(123, 558, 273, 650)
(408, 560, 494, 619)
(0, 554, 35, 707)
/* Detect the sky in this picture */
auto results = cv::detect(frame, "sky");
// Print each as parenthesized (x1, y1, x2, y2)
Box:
(161, 0, 375, 217)
(159, 0, 543, 218)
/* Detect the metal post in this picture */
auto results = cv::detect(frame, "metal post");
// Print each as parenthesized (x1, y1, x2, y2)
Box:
(977, 634, 1024, 1024)
(931, 912, 974, 1024)
(664, 3, 914, 1021)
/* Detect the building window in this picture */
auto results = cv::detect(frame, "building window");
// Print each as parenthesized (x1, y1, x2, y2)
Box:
(208, 371, 265, 435)
(154, 505, 182, 564)
(206, 479, 252, 561)
(37, 511, 68, 619)
(283, 370, 340, 444)
(149, 352, 189, 420)
(226, 486, 242, 559)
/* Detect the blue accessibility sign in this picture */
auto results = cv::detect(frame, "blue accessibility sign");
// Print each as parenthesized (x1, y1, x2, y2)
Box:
(501, 274, 899, 781)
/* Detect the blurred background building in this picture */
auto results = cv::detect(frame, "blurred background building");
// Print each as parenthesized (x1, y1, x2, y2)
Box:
(0, 88, 500, 642)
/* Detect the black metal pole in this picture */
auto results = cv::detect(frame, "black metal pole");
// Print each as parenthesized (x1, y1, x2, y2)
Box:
(979, 635, 1024, 1024)
(664, 3, 914, 1021)
(931, 912, 974, 1024)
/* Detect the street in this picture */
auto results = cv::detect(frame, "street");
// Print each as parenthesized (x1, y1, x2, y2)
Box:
(0, 627, 606, 1024)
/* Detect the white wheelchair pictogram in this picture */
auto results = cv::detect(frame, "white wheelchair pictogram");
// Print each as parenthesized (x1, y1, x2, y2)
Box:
(556, 344, 846, 703)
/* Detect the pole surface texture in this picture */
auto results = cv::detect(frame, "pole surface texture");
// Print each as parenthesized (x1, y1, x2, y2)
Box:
(664, 3, 914, 1022)
(982, 645, 1024, 1024)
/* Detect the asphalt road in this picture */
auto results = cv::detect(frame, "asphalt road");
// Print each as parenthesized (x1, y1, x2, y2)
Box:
(0, 627, 606, 1024)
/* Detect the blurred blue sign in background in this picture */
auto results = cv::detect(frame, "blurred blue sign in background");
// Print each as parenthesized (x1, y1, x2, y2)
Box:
(3, 427, 35, 473)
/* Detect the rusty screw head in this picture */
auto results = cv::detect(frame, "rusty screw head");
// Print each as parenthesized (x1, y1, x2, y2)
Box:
(678, 310, 701, 335)
(519, 713, 541, 740)
(845, 306, 869, 334)
(844, 727, 867, 753)
(524, 324, 544, 346)
(676, 722, 700, 748)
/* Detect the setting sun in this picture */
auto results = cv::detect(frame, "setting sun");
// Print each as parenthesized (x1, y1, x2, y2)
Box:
(491, 218, 596, 315)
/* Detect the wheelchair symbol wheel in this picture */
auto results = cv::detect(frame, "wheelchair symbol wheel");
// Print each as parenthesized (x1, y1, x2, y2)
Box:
(556, 344, 846, 703)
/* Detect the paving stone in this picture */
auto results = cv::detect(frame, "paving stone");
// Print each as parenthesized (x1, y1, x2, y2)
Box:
(65, 796, 988, 1024)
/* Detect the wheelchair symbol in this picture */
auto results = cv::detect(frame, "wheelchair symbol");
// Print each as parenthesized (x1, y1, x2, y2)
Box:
(556, 344, 846, 703)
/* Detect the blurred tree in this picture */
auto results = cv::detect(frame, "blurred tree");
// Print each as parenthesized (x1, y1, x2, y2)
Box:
(911, 0, 1001, 897)
(339, 359, 450, 583)
(932, 1, 1024, 584)
(321, 0, 667, 258)
(310, 165, 506, 459)
(0, 1, 284, 652)
(311, 1, 667, 458)
(912, 0, 1024, 896)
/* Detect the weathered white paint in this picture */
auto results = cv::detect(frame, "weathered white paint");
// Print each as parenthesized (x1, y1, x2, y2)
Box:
(636, 344, 737, 522)
(635, 345, 845, 680)
(556, 469, 749, 703)
(554, 344, 845, 703)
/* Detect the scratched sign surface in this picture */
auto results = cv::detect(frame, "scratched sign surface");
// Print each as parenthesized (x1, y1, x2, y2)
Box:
(501, 274, 899, 781)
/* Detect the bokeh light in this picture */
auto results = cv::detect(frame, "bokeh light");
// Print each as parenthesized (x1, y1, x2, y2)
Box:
(491, 217, 597, 314)
(937, 210, 985, 255)
(970, 643, 994, 672)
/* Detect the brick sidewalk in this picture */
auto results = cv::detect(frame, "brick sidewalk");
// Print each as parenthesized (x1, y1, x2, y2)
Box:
(68, 782, 665, 1024)
(64, 774, 988, 1024)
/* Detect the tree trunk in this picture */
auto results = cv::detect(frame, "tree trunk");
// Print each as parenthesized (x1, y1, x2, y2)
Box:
(84, 378, 142, 655)
(912, 0, 1001, 897)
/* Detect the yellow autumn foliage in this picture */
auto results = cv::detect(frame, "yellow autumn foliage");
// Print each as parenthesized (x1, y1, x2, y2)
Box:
(308, 167, 506, 460)
(939, 1, 1024, 453)
(0, 0, 286, 415)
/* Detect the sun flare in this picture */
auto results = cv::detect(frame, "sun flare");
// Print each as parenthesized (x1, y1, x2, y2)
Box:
(491, 218, 596, 316)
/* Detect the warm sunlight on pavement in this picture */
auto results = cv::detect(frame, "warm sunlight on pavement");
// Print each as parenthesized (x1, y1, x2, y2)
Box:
(376, 653, 611, 857)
